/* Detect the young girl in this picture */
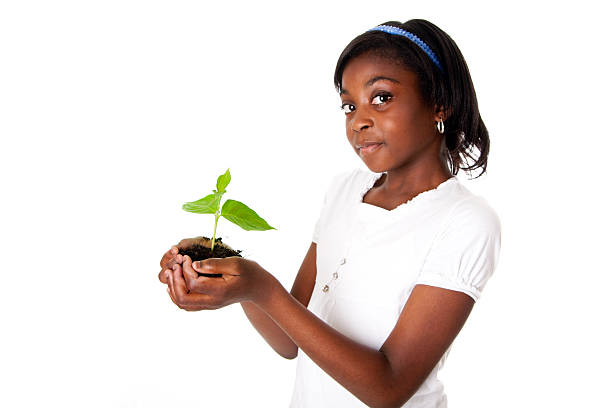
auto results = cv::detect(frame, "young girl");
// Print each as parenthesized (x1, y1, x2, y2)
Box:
(159, 19, 501, 408)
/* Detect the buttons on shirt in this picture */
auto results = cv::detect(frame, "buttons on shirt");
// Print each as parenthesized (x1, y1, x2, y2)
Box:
(322, 257, 346, 293)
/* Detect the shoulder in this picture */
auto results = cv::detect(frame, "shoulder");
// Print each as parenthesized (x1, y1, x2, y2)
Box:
(421, 181, 502, 264)
(417, 185, 502, 301)
(451, 194, 500, 234)
(437, 181, 501, 238)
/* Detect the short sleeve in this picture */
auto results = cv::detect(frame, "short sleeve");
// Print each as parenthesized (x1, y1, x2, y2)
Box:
(414, 196, 502, 301)
(311, 170, 357, 244)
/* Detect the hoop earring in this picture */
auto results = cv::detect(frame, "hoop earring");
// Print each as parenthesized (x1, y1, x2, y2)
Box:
(436, 120, 445, 134)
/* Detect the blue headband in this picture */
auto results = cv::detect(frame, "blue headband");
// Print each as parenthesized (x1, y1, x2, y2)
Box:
(368, 25, 444, 73)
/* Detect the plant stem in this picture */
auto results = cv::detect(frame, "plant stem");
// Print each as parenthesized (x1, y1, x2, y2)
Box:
(211, 211, 220, 253)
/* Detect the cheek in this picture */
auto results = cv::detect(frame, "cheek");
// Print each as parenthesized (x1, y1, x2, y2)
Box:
(345, 118, 354, 141)
(384, 107, 431, 140)
(345, 115, 353, 131)
(413, 104, 437, 132)
(383, 111, 414, 137)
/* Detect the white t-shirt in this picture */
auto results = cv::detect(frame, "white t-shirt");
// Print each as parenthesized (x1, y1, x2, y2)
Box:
(289, 168, 501, 408)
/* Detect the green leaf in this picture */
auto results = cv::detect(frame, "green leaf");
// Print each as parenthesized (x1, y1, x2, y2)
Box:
(182, 193, 221, 214)
(216, 169, 231, 193)
(221, 199, 276, 231)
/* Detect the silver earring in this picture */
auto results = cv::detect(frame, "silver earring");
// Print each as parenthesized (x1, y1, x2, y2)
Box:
(436, 120, 445, 134)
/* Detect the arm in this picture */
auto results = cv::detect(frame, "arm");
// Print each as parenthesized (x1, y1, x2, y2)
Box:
(239, 242, 317, 359)
(258, 281, 473, 408)
(168, 259, 474, 408)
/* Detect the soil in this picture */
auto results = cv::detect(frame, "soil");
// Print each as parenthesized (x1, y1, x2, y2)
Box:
(178, 236, 242, 278)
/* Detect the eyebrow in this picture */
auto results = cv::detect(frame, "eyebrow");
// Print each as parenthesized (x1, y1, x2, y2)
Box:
(339, 75, 400, 95)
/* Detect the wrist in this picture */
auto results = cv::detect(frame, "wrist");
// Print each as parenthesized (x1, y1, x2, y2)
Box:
(252, 271, 285, 311)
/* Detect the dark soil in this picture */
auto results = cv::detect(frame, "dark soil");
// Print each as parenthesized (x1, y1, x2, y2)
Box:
(178, 236, 242, 278)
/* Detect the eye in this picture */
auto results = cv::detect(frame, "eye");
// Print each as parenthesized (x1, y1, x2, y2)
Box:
(340, 103, 355, 114)
(372, 93, 392, 105)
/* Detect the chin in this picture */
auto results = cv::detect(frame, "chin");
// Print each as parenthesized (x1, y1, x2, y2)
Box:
(360, 159, 388, 174)
(356, 146, 392, 174)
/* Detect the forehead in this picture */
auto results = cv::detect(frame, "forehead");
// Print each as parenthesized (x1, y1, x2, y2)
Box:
(340, 52, 418, 94)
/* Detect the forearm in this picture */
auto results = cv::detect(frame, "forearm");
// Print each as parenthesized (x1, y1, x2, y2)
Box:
(240, 301, 298, 359)
(256, 279, 401, 408)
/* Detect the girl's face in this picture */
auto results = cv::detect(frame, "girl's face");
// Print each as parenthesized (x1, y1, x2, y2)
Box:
(340, 52, 443, 174)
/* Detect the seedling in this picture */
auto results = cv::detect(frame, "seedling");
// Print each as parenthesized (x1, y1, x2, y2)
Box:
(182, 169, 275, 252)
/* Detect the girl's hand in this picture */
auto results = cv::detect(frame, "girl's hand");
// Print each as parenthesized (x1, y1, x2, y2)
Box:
(158, 237, 208, 284)
(158, 246, 182, 284)
(166, 255, 276, 311)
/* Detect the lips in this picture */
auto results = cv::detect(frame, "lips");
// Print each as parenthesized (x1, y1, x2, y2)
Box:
(357, 141, 383, 157)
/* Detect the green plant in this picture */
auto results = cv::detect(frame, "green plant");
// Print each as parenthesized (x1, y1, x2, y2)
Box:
(182, 169, 275, 252)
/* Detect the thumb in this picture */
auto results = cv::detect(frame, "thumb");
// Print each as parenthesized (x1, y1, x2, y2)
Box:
(192, 258, 217, 272)
(192, 258, 240, 276)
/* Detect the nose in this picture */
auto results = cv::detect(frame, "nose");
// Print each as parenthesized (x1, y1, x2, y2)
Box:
(350, 107, 374, 133)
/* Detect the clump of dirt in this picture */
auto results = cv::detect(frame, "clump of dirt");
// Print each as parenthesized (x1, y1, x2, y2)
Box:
(178, 236, 242, 277)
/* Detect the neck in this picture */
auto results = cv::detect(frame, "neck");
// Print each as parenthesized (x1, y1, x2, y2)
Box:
(378, 140, 452, 201)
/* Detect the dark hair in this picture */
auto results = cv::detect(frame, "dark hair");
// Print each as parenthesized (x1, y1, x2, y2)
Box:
(334, 19, 489, 178)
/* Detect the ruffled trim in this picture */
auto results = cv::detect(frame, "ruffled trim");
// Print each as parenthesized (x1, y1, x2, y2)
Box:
(359, 171, 458, 212)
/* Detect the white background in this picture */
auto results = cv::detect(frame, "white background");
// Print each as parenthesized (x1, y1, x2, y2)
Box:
(1, 0, 611, 406)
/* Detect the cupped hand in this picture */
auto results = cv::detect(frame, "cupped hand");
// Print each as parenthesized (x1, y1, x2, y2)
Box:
(159, 246, 181, 284)
(158, 236, 208, 284)
(166, 255, 276, 311)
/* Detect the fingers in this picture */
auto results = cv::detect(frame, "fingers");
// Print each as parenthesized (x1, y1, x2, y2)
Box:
(167, 265, 199, 310)
(167, 262, 220, 310)
(169, 264, 187, 299)
(159, 268, 170, 284)
(166, 267, 182, 308)
(167, 282, 199, 312)
(167, 282, 178, 305)
(161, 237, 207, 280)
(182, 255, 200, 292)
(160, 248, 174, 268)
(167, 265, 179, 303)
(171, 247, 184, 264)
(159, 245, 185, 284)
(182, 256, 221, 294)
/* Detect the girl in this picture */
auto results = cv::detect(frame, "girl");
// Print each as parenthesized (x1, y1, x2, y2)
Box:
(159, 19, 501, 408)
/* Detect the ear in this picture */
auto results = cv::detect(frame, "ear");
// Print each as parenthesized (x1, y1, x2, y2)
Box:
(434, 105, 451, 122)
